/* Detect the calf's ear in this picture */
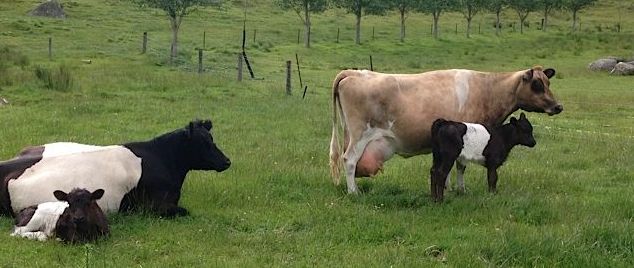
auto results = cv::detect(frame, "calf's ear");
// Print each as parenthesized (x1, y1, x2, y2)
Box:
(92, 189, 105, 200)
(520, 112, 526, 120)
(187, 122, 195, 138)
(54, 190, 68, 201)
(544, 68, 556, 79)
(510, 117, 518, 124)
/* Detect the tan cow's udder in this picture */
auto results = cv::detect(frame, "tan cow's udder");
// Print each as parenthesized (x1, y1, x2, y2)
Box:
(355, 138, 394, 177)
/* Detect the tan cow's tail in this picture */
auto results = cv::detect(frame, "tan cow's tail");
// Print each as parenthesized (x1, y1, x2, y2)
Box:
(329, 70, 355, 185)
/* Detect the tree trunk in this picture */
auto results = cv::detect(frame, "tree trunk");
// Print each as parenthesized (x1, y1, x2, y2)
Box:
(169, 16, 181, 64)
(495, 10, 501, 36)
(304, 2, 311, 48)
(542, 8, 548, 32)
(355, 9, 361, 45)
(466, 17, 472, 38)
(433, 12, 440, 39)
(400, 8, 405, 42)
(572, 10, 578, 32)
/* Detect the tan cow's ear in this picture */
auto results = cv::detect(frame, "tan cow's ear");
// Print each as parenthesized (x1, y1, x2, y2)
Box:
(522, 69, 534, 81)
(544, 68, 556, 79)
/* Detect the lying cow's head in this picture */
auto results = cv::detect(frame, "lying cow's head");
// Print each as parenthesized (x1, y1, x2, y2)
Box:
(516, 66, 563, 116)
(185, 119, 231, 172)
(54, 188, 105, 225)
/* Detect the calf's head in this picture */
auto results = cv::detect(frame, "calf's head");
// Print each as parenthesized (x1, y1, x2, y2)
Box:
(516, 66, 563, 116)
(185, 119, 231, 172)
(509, 113, 536, 148)
(54, 188, 105, 224)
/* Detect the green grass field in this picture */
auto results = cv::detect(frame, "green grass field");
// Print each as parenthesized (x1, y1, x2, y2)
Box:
(1, 0, 633, 266)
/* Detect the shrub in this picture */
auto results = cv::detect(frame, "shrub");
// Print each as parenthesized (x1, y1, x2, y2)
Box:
(34, 64, 74, 91)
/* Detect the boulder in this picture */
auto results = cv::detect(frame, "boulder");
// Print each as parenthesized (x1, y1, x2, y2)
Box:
(588, 58, 618, 72)
(29, 0, 65, 19)
(610, 62, 634, 76)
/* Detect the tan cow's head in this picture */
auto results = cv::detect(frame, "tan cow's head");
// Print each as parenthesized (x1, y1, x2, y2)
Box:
(516, 67, 563, 116)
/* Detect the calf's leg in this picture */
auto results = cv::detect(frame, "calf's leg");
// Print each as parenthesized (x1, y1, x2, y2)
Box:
(487, 167, 499, 193)
(455, 161, 467, 194)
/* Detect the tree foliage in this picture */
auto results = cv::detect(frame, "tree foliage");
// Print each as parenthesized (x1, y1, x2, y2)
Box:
(562, 0, 597, 31)
(131, 0, 221, 63)
(485, 0, 506, 36)
(333, 0, 388, 44)
(277, 0, 329, 48)
(507, 0, 534, 34)
(417, 0, 456, 39)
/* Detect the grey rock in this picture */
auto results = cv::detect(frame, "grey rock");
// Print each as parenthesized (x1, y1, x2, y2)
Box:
(588, 58, 618, 71)
(610, 62, 634, 75)
(29, 0, 65, 19)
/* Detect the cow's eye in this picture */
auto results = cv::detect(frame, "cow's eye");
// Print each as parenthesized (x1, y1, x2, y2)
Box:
(531, 80, 544, 93)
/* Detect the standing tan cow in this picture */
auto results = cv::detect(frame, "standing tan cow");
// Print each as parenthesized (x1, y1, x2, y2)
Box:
(329, 66, 562, 193)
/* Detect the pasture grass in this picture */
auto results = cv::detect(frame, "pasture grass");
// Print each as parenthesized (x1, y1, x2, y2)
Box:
(0, 0, 633, 266)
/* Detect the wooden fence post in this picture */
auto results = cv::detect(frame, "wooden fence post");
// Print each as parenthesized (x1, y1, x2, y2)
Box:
(372, 26, 375, 40)
(286, 60, 292, 95)
(295, 53, 303, 89)
(478, 23, 481, 34)
(48, 37, 52, 60)
(336, 28, 340, 43)
(203, 31, 206, 50)
(198, 49, 203, 73)
(455, 23, 458, 34)
(369, 55, 373, 71)
(297, 29, 300, 44)
(142, 32, 147, 54)
(237, 53, 243, 81)
(253, 29, 257, 43)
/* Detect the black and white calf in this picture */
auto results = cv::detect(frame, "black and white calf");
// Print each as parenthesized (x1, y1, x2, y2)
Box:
(11, 188, 109, 243)
(429, 113, 536, 202)
(0, 119, 231, 217)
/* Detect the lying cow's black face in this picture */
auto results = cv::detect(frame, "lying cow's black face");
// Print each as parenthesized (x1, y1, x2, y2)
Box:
(187, 120, 231, 172)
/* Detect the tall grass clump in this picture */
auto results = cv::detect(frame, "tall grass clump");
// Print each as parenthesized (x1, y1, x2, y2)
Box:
(0, 45, 29, 86)
(34, 64, 74, 91)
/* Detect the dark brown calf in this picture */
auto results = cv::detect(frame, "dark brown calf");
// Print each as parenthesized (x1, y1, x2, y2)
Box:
(430, 113, 536, 202)
(11, 188, 109, 243)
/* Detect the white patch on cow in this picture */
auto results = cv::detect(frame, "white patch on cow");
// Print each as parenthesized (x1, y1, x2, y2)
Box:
(457, 123, 490, 165)
(359, 69, 371, 77)
(8, 144, 142, 214)
(454, 70, 471, 112)
(42, 142, 115, 158)
(11, 201, 68, 241)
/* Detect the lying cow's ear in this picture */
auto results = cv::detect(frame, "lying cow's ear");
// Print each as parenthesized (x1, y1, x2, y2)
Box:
(544, 68, 556, 79)
(522, 69, 534, 81)
(187, 122, 195, 139)
(91, 189, 105, 200)
(520, 112, 526, 120)
(54, 190, 68, 202)
(202, 120, 212, 131)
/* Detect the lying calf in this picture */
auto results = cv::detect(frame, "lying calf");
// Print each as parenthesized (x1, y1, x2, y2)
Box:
(11, 188, 109, 243)
(429, 113, 536, 202)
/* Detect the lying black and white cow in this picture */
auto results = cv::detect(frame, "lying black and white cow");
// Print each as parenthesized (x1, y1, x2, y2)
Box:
(12, 188, 109, 243)
(0, 119, 231, 217)
(429, 113, 536, 202)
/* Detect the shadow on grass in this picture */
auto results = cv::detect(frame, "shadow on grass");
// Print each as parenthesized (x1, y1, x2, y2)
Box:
(335, 180, 434, 209)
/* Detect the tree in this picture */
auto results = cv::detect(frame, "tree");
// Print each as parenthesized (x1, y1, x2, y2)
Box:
(455, 0, 485, 38)
(333, 0, 388, 45)
(277, 0, 329, 48)
(507, 0, 534, 34)
(417, 0, 456, 39)
(131, 0, 221, 64)
(386, 0, 419, 42)
(485, 0, 506, 36)
(562, 0, 596, 32)
(536, 0, 562, 31)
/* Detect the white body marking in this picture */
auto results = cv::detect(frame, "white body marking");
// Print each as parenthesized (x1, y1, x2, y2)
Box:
(457, 123, 490, 165)
(8, 143, 142, 214)
(454, 70, 471, 112)
(41, 142, 114, 158)
(11, 201, 69, 241)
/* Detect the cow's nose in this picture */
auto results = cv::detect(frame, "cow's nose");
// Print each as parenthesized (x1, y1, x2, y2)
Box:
(225, 159, 231, 167)
(553, 104, 563, 114)
(73, 217, 85, 224)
